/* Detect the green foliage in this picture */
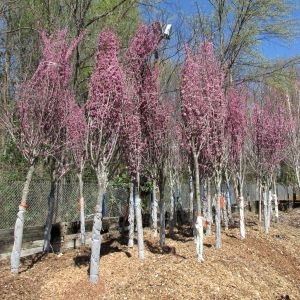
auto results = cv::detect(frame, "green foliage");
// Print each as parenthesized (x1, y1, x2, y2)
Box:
(278, 162, 297, 187)
(192, 0, 300, 82)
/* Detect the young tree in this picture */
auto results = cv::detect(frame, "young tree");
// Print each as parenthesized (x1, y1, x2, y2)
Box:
(143, 93, 173, 247)
(249, 98, 290, 233)
(226, 86, 247, 239)
(4, 29, 81, 272)
(181, 44, 211, 215)
(123, 22, 162, 240)
(181, 41, 226, 249)
(40, 31, 84, 253)
(121, 82, 144, 256)
(67, 102, 88, 245)
(86, 30, 125, 284)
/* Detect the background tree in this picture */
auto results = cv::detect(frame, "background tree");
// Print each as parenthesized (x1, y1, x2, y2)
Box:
(249, 97, 290, 233)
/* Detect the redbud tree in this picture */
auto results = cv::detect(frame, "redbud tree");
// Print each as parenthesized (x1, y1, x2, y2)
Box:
(181, 42, 226, 249)
(5, 30, 82, 272)
(122, 23, 162, 249)
(226, 86, 247, 239)
(67, 102, 88, 245)
(249, 98, 290, 233)
(86, 31, 125, 284)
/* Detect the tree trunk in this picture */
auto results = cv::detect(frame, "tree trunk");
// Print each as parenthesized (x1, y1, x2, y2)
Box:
(195, 216, 204, 262)
(43, 175, 58, 253)
(151, 180, 158, 237)
(239, 182, 246, 240)
(158, 182, 166, 247)
(255, 177, 259, 217)
(295, 165, 300, 190)
(77, 171, 85, 245)
(258, 179, 262, 222)
(128, 182, 134, 247)
(188, 165, 194, 225)
(263, 188, 269, 234)
(238, 196, 246, 239)
(177, 186, 184, 226)
(11, 163, 35, 273)
(193, 151, 201, 213)
(222, 200, 229, 231)
(206, 178, 212, 236)
(90, 168, 107, 284)
(215, 175, 222, 249)
(169, 180, 175, 237)
(224, 173, 232, 223)
(159, 200, 166, 248)
(267, 186, 272, 230)
(134, 183, 144, 259)
(273, 178, 279, 223)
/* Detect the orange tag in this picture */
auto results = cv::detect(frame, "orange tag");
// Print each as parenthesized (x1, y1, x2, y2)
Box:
(220, 196, 225, 209)
(78, 197, 84, 210)
(20, 202, 28, 209)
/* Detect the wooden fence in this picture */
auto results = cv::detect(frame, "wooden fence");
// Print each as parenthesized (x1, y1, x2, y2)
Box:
(0, 217, 119, 260)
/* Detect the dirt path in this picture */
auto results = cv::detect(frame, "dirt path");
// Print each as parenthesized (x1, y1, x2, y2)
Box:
(1, 210, 299, 299)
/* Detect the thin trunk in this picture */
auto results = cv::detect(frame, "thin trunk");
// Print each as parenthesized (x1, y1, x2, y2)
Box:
(195, 215, 204, 262)
(263, 187, 269, 234)
(233, 178, 239, 206)
(177, 187, 184, 225)
(43, 176, 58, 253)
(159, 182, 166, 247)
(273, 178, 279, 223)
(295, 165, 300, 190)
(169, 177, 175, 237)
(266, 178, 272, 232)
(267, 185, 272, 230)
(206, 178, 212, 236)
(215, 176, 222, 249)
(128, 182, 134, 247)
(225, 173, 232, 223)
(134, 182, 144, 259)
(159, 200, 166, 247)
(11, 163, 35, 273)
(193, 151, 201, 213)
(255, 177, 259, 217)
(77, 171, 85, 245)
(222, 198, 229, 231)
(151, 180, 158, 237)
(259, 179, 262, 222)
(188, 165, 194, 225)
(90, 168, 107, 284)
(239, 183, 246, 240)
(202, 179, 208, 219)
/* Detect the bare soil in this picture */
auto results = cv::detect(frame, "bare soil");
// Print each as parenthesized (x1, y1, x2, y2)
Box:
(1, 209, 300, 300)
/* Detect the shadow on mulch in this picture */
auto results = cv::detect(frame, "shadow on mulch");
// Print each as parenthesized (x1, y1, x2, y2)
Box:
(225, 233, 239, 240)
(166, 225, 194, 243)
(73, 237, 132, 269)
(19, 252, 47, 273)
(144, 239, 187, 259)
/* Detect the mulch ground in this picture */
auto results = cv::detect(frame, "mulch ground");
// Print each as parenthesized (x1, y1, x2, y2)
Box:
(1, 209, 300, 300)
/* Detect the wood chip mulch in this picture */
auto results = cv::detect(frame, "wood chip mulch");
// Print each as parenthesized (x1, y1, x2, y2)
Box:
(1, 209, 300, 300)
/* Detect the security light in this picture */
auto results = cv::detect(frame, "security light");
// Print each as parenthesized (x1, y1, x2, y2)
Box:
(163, 24, 172, 39)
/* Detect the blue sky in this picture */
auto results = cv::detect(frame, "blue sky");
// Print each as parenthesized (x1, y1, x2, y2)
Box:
(144, 1, 300, 60)
(261, 7, 300, 59)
